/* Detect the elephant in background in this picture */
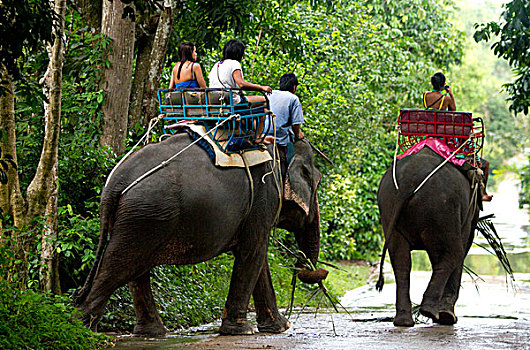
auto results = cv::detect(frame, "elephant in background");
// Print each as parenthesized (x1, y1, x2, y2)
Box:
(377, 148, 480, 326)
(73, 135, 323, 336)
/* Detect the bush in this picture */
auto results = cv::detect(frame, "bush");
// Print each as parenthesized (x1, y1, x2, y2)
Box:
(0, 245, 110, 350)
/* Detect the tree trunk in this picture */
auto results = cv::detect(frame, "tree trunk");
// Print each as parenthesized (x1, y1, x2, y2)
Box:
(0, 66, 29, 283)
(38, 0, 66, 294)
(0, 66, 26, 226)
(140, 0, 176, 123)
(99, 0, 136, 155)
(40, 163, 61, 293)
(128, 23, 156, 128)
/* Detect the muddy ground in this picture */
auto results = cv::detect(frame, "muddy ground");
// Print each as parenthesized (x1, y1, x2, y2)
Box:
(113, 270, 530, 350)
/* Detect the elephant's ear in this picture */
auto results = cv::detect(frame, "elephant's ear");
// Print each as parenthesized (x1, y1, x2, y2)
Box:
(284, 140, 322, 216)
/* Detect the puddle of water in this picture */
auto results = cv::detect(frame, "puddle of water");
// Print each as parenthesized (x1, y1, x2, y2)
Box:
(113, 334, 201, 349)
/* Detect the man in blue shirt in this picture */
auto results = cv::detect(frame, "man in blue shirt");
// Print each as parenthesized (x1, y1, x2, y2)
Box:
(264, 73, 305, 178)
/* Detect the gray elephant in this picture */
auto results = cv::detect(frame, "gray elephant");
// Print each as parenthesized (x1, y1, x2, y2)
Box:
(73, 135, 323, 336)
(376, 148, 480, 326)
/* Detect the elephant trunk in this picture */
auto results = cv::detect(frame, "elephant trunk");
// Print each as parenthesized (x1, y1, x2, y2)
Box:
(295, 194, 321, 265)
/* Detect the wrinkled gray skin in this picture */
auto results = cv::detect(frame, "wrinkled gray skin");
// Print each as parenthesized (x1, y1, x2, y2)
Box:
(377, 148, 479, 327)
(73, 135, 321, 336)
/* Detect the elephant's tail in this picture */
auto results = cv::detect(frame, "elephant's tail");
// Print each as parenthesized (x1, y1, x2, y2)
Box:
(375, 243, 388, 292)
(72, 200, 114, 306)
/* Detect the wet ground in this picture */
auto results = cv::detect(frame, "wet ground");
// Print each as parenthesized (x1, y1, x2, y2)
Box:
(113, 178, 530, 349)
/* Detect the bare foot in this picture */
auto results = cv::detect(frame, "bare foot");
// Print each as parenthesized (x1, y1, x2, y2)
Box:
(255, 136, 275, 144)
(482, 194, 493, 201)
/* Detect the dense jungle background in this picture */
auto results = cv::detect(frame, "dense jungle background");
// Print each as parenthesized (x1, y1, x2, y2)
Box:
(1, 0, 529, 348)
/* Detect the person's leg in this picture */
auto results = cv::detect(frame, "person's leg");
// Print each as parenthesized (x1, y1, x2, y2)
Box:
(480, 158, 493, 201)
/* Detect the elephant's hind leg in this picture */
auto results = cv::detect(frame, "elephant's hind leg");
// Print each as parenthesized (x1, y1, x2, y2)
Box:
(436, 264, 464, 325)
(421, 251, 462, 322)
(388, 236, 414, 327)
(129, 270, 168, 335)
(252, 258, 290, 333)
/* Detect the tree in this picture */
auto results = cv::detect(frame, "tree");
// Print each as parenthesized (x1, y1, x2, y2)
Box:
(0, 0, 63, 290)
(39, 0, 67, 294)
(474, 0, 530, 114)
(99, 0, 136, 155)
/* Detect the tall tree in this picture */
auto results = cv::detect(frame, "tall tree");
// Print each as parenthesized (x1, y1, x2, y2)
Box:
(99, 0, 136, 155)
(39, 0, 66, 293)
(0, 0, 62, 287)
(129, 0, 176, 128)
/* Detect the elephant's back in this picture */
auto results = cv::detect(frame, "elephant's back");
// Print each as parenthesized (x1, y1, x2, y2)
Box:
(102, 134, 254, 253)
(378, 148, 472, 226)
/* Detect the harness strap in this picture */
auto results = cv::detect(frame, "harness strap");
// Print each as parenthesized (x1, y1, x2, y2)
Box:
(241, 152, 255, 218)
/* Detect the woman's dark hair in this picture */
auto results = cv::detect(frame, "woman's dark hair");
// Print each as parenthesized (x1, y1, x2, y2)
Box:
(177, 42, 196, 79)
(279, 73, 299, 92)
(431, 72, 446, 91)
(222, 40, 245, 62)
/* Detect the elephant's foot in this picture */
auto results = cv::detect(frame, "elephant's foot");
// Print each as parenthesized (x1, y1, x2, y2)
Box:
(437, 310, 458, 325)
(133, 321, 168, 336)
(219, 318, 255, 335)
(393, 311, 414, 327)
(419, 303, 439, 322)
(257, 312, 291, 333)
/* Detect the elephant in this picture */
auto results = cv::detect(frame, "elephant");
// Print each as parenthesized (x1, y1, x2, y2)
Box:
(376, 147, 480, 327)
(73, 134, 323, 336)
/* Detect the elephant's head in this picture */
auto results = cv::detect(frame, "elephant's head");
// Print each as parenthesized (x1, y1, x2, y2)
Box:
(278, 139, 323, 276)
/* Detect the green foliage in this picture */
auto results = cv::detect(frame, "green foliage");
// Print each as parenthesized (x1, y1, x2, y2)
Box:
(474, 0, 530, 114)
(447, 0, 523, 176)
(0, 244, 110, 350)
(0, 283, 111, 350)
(0, 0, 57, 88)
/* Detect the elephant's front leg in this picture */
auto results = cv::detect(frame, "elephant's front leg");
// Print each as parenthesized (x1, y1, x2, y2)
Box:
(220, 239, 268, 335)
(252, 257, 290, 333)
(129, 270, 168, 336)
(388, 237, 414, 327)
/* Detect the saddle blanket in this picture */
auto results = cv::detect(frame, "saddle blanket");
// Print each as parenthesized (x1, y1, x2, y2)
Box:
(188, 124, 272, 168)
(397, 138, 466, 167)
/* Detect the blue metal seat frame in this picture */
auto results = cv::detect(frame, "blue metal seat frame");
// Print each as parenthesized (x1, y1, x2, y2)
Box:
(157, 88, 271, 153)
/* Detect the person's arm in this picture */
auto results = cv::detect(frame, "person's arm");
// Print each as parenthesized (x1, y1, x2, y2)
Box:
(292, 124, 304, 140)
(291, 97, 304, 140)
(232, 70, 272, 93)
(169, 65, 176, 89)
(446, 86, 456, 111)
(194, 64, 207, 89)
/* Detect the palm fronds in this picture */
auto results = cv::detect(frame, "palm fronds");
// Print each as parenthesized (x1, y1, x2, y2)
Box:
(475, 214, 514, 282)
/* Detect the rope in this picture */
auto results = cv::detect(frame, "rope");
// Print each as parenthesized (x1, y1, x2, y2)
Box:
(413, 137, 473, 194)
(261, 113, 283, 225)
(261, 113, 277, 183)
(121, 114, 239, 195)
(105, 115, 164, 188)
(241, 152, 254, 218)
(392, 124, 401, 190)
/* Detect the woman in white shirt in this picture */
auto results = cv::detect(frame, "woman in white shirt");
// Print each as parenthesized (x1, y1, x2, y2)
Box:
(208, 40, 272, 105)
